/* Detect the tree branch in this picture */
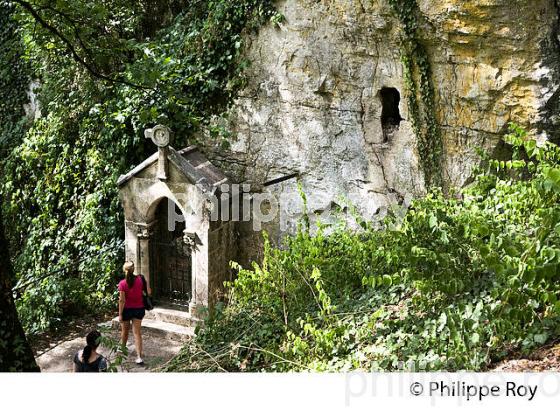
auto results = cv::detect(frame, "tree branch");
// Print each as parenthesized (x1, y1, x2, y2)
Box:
(12, 0, 150, 90)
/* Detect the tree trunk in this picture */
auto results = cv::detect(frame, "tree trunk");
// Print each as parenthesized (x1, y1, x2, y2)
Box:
(0, 199, 39, 372)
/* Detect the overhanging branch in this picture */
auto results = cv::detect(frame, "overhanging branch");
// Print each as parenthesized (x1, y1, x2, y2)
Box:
(12, 0, 150, 90)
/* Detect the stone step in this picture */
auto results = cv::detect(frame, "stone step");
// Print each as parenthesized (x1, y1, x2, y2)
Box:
(110, 317, 195, 343)
(145, 306, 200, 328)
(140, 319, 195, 343)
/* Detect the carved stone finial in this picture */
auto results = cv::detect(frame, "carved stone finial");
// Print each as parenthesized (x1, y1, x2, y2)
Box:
(145, 125, 173, 180)
(145, 124, 173, 148)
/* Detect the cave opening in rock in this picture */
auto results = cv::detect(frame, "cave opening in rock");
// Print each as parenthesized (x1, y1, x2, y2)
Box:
(380, 87, 402, 142)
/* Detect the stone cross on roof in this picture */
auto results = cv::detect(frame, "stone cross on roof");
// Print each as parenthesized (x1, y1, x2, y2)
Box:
(145, 125, 173, 180)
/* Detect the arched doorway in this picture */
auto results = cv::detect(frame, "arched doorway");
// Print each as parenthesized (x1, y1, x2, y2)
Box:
(150, 198, 192, 307)
(118, 133, 237, 318)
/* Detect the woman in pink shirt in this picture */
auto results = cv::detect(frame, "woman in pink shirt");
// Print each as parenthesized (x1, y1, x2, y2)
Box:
(118, 261, 151, 364)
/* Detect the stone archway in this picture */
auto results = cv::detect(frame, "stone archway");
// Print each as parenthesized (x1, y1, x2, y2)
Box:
(149, 198, 192, 307)
(118, 126, 237, 319)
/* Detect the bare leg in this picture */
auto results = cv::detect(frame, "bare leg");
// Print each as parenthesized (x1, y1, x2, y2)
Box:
(132, 319, 143, 359)
(120, 321, 130, 347)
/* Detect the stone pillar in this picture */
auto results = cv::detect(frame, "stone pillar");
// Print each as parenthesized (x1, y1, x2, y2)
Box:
(135, 221, 155, 289)
(124, 221, 139, 265)
(157, 147, 169, 180)
(184, 228, 207, 319)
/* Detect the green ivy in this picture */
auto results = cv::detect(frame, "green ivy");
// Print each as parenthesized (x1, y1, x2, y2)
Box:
(1, 0, 280, 332)
(388, 0, 443, 187)
(0, 2, 30, 155)
(164, 125, 560, 372)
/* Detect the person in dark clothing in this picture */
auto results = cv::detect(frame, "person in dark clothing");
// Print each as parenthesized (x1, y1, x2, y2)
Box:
(73, 330, 107, 372)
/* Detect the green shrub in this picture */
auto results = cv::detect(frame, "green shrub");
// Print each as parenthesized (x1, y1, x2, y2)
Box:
(165, 125, 560, 372)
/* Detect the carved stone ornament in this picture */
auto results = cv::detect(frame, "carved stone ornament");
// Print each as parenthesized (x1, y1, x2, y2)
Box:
(183, 231, 197, 249)
(136, 223, 154, 240)
(145, 124, 173, 148)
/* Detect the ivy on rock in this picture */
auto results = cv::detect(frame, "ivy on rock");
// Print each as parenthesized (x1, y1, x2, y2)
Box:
(388, 0, 444, 188)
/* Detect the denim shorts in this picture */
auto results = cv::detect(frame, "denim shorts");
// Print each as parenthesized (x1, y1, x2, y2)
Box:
(122, 307, 145, 321)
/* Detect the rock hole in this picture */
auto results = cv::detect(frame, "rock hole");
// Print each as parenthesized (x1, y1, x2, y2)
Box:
(380, 87, 402, 142)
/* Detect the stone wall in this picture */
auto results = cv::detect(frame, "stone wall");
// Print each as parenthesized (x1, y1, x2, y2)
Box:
(208, 220, 237, 306)
(203, 0, 560, 265)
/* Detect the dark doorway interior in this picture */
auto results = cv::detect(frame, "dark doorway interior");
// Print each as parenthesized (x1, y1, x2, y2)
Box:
(150, 198, 192, 307)
(380, 87, 402, 142)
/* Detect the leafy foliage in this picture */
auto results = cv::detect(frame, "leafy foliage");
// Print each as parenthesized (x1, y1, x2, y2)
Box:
(98, 326, 129, 372)
(165, 125, 560, 372)
(0, 0, 280, 332)
(0, 2, 30, 152)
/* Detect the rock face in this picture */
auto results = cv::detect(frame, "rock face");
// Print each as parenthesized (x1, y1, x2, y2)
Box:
(205, 0, 560, 263)
(419, 0, 560, 186)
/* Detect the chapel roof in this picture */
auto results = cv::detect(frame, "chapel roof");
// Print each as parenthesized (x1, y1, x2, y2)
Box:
(116, 145, 229, 194)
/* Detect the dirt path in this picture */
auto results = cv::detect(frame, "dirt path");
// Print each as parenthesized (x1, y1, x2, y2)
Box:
(491, 341, 560, 371)
(32, 315, 559, 372)
(34, 321, 184, 372)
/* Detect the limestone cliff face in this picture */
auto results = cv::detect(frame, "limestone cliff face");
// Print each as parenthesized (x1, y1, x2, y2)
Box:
(419, 0, 560, 186)
(205, 0, 560, 258)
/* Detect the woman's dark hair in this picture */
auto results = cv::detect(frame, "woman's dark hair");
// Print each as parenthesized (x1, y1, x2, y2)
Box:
(82, 330, 101, 364)
(123, 261, 135, 289)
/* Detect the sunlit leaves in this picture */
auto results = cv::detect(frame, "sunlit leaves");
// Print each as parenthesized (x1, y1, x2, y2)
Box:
(167, 125, 560, 372)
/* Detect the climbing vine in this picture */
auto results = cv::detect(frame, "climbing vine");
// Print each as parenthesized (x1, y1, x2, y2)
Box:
(387, 0, 443, 187)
